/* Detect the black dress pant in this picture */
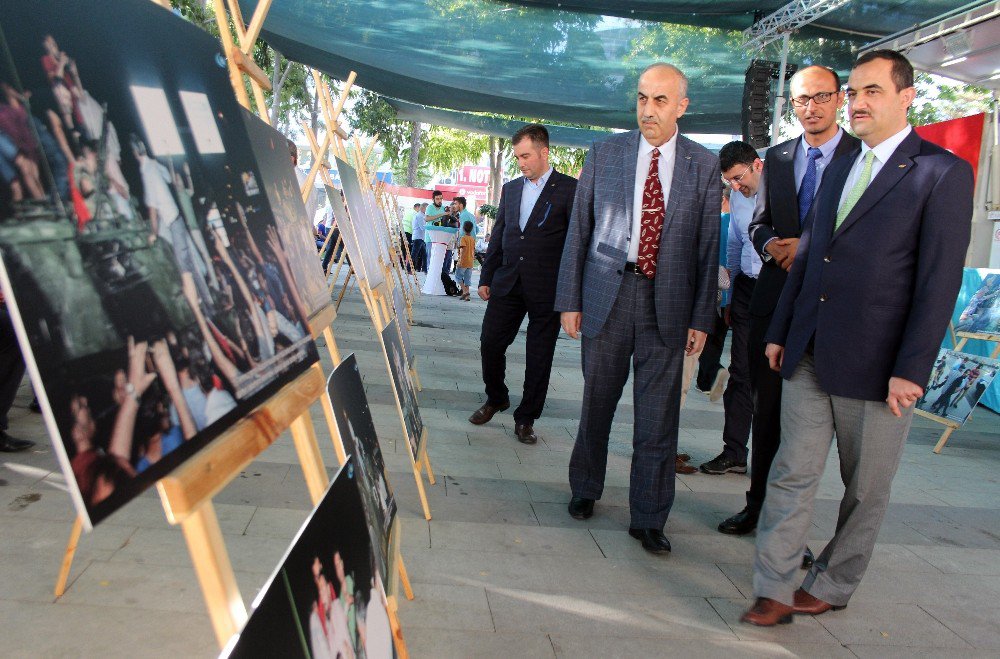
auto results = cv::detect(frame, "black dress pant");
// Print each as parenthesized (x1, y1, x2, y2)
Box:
(720, 273, 754, 463)
(696, 311, 729, 391)
(746, 309, 782, 512)
(0, 307, 26, 430)
(480, 277, 560, 424)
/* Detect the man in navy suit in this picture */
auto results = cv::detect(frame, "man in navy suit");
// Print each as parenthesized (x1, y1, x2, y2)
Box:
(742, 50, 974, 626)
(556, 63, 719, 553)
(470, 124, 577, 445)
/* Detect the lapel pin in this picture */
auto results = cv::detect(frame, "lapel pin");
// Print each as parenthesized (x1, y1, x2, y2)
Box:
(782, 151, 789, 155)
(898, 164, 907, 168)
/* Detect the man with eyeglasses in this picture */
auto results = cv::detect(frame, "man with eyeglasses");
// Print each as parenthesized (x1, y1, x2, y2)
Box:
(698, 141, 762, 482)
(716, 66, 859, 551)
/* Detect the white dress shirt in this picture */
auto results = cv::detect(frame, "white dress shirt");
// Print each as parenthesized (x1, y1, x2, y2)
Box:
(519, 166, 553, 231)
(629, 131, 678, 262)
(837, 125, 912, 212)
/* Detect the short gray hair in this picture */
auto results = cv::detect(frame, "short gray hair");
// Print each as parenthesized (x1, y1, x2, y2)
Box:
(640, 63, 689, 99)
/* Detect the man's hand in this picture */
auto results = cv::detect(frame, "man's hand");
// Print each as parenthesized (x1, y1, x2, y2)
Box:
(478, 285, 490, 301)
(887, 376, 923, 418)
(766, 237, 800, 271)
(765, 343, 784, 372)
(561, 312, 582, 339)
(686, 329, 707, 356)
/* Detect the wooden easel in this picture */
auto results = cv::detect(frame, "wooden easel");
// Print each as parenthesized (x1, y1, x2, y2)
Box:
(921, 334, 1000, 454)
(364, 279, 436, 521)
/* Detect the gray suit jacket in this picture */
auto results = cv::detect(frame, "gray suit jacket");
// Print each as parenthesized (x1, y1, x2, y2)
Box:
(554, 129, 720, 347)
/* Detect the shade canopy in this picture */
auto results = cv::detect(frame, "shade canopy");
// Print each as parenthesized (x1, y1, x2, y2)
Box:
(241, 0, 990, 133)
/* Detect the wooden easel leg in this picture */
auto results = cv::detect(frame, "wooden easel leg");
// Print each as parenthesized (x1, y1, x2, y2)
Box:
(322, 326, 342, 366)
(289, 408, 329, 505)
(933, 426, 957, 454)
(321, 391, 348, 467)
(176, 501, 248, 648)
(396, 555, 415, 601)
(409, 365, 422, 392)
(54, 516, 83, 598)
(335, 270, 353, 312)
(955, 337, 969, 351)
(385, 595, 410, 659)
(412, 466, 432, 521)
(421, 443, 436, 485)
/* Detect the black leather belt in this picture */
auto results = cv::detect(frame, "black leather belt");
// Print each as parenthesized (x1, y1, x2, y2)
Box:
(624, 261, 644, 275)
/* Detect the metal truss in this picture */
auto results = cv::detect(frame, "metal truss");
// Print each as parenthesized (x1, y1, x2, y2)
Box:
(743, 0, 853, 52)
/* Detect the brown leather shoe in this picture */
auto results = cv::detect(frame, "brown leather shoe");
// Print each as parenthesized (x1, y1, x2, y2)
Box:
(675, 457, 698, 474)
(677, 453, 691, 463)
(514, 423, 538, 444)
(792, 588, 845, 615)
(469, 400, 510, 425)
(740, 598, 794, 626)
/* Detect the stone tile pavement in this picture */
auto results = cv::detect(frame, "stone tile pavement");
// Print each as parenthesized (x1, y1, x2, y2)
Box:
(2, 270, 1000, 657)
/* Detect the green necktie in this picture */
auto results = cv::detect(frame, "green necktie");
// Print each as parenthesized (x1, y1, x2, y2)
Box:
(835, 150, 876, 231)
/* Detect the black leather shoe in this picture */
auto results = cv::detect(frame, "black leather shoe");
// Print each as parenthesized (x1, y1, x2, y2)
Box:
(468, 400, 510, 425)
(0, 431, 34, 453)
(718, 507, 759, 535)
(801, 546, 815, 569)
(628, 528, 671, 554)
(568, 496, 594, 520)
(28, 398, 41, 414)
(514, 423, 538, 444)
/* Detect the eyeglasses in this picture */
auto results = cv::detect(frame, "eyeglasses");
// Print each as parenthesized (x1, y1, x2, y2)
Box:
(722, 163, 752, 187)
(790, 91, 839, 108)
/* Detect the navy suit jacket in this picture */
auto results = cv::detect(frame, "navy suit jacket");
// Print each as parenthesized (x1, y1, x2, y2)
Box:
(766, 129, 974, 401)
(479, 169, 577, 301)
(554, 130, 719, 347)
(748, 131, 860, 318)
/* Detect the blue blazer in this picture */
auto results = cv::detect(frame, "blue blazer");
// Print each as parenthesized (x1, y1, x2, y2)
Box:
(554, 130, 720, 348)
(479, 169, 577, 300)
(766, 130, 974, 401)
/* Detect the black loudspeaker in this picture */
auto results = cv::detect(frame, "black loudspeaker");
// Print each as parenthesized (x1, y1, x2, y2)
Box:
(742, 59, 799, 149)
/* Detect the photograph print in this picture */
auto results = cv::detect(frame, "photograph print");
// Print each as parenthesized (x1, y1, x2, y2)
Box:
(955, 273, 1000, 338)
(917, 349, 1000, 425)
(390, 284, 413, 364)
(239, 107, 330, 319)
(380, 319, 423, 460)
(336, 157, 386, 287)
(327, 353, 397, 579)
(325, 183, 380, 288)
(0, 0, 317, 527)
(223, 458, 396, 659)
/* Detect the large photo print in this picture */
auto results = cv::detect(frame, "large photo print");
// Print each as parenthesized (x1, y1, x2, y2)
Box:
(955, 273, 1000, 338)
(223, 458, 396, 659)
(0, 0, 317, 526)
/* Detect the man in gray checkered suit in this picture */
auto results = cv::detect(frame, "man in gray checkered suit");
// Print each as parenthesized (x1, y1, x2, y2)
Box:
(555, 63, 720, 553)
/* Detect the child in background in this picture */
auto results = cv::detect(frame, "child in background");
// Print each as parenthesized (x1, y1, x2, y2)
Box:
(455, 220, 476, 301)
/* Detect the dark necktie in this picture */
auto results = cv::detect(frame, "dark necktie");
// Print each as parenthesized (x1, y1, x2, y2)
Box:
(637, 147, 665, 278)
(797, 146, 823, 223)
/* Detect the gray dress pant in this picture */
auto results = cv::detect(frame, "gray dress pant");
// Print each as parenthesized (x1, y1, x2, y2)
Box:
(568, 272, 684, 529)
(753, 354, 913, 607)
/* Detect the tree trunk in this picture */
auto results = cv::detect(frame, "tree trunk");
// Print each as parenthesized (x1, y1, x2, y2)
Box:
(488, 136, 506, 205)
(406, 121, 421, 188)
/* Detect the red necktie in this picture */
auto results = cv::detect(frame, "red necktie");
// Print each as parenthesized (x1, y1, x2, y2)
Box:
(637, 147, 664, 278)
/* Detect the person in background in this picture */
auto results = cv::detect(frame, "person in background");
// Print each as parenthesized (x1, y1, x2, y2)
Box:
(0, 292, 32, 452)
(411, 202, 427, 273)
(455, 220, 476, 301)
(695, 187, 733, 399)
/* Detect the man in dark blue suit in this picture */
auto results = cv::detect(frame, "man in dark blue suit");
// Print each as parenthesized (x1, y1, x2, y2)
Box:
(742, 50, 974, 626)
(470, 124, 577, 445)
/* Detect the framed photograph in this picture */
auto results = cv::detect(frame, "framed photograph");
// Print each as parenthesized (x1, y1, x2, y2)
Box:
(390, 285, 413, 364)
(222, 458, 396, 659)
(326, 353, 396, 578)
(0, 0, 317, 527)
(379, 319, 423, 460)
(955, 273, 1000, 338)
(917, 349, 1000, 426)
(325, 184, 381, 288)
(336, 157, 385, 288)
(239, 108, 329, 319)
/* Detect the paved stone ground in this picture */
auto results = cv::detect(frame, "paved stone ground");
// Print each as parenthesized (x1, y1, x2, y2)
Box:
(2, 270, 1000, 658)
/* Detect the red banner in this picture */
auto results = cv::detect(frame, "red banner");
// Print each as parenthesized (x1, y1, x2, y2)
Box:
(914, 113, 985, 183)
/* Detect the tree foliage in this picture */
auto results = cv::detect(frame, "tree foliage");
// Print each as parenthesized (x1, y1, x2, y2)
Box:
(909, 72, 994, 127)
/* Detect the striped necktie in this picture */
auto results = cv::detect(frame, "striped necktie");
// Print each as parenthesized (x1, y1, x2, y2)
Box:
(835, 151, 875, 231)
(797, 147, 823, 222)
